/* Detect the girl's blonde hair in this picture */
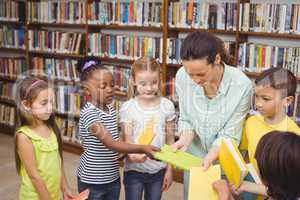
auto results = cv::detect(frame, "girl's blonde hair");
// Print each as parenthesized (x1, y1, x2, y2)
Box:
(14, 77, 63, 174)
(127, 57, 161, 99)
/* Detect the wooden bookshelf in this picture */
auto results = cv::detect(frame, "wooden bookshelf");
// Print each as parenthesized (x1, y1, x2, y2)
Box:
(169, 27, 236, 35)
(239, 31, 300, 40)
(29, 51, 85, 59)
(0, 20, 24, 26)
(0, 47, 26, 54)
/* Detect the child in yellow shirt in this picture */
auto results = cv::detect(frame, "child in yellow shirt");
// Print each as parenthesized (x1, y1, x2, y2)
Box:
(237, 67, 300, 199)
(240, 67, 300, 171)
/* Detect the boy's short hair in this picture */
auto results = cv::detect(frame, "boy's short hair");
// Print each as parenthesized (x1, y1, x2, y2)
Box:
(255, 131, 300, 200)
(255, 67, 297, 97)
(180, 31, 228, 64)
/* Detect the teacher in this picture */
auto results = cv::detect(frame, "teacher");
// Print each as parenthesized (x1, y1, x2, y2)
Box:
(172, 32, 253, 199)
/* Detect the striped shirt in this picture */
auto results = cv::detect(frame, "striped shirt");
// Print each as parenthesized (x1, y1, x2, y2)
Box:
(77, 102, 120, 184)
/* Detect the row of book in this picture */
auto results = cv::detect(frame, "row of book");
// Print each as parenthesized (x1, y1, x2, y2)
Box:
(168, 1, 237, 30)
(88, 1, 162, 27)
(55, 86, 81, 116)
(88, 33, 163, 62)
(0, 82, 14, 100)
(28, 30, 84, 54)
(0, 1, 25, 22)
(238, 42, 300, 76)
(27, 1, 86, 24)
(56, 116, 79, 143)
(31, 57, 80, 82)
(167, 38, 236, 64)
(0, 57, 26, 79)
(0, 104, 15, 127)
(240, 3, 300, 34)
(105, 65, 130, 93)
(0, 26, 25, 49)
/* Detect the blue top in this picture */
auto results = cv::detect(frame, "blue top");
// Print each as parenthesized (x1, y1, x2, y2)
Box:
(175, 64, 253, 158)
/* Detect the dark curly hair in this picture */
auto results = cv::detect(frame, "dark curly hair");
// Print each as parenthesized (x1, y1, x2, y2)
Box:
(77, 56, 107, 81)
(255, 131, 300, 200)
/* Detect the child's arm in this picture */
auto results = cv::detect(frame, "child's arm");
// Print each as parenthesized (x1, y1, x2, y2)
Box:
(90, 122, 159, 158)
(61, 166, 74, 200)
(121, 122, 147, 163)
(231, 181, 268, 197)
(17, 133, 52, 200)
(162, 119, 176, 191)
(212, 180, 235, 200)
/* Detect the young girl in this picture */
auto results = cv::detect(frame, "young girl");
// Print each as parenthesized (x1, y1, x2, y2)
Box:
(76, 58, 160, 200)
(213, 131, 300, 200)
(119, 57, 176, 200)
(14, 77, 73, 200)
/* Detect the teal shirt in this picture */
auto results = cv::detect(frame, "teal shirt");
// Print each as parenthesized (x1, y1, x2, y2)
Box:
(175, 64, 253, 158)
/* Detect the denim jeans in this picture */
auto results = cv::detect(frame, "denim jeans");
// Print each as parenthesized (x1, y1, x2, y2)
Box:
(77, 177, 120, 200)
(123, 169, 166, 200)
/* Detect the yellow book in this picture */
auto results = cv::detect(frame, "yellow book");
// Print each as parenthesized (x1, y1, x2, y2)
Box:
(219, 139, 248, 188)
(188, 165, 221, 200)
(138, 118, 156, 145)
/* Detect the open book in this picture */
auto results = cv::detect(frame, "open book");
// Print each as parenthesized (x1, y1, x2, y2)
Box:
(188, 165, 221, 200)
(219, 139, 248, 188)
(154, 144, 202, 171)
(71, 189, 90, 200)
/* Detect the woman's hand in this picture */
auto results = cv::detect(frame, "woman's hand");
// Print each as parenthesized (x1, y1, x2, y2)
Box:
(202, 147, 220, 171)
(62, 187, 74, 200)
(162, 166, 173, 192)
(171, 131, 195, 152)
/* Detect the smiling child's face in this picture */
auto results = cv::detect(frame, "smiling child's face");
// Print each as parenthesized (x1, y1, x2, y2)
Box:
(87, 69, 114, 106)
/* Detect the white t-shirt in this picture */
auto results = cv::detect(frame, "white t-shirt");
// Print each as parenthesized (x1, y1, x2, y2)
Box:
(119, 97, 176, 174)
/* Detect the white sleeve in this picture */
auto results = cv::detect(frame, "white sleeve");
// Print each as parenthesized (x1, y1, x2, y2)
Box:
(119, 101, 132, 123)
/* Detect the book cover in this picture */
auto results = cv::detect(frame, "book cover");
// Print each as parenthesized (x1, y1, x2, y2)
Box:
(154, 144, 202, 171)
(188, 165, 221, 200)
(219, 139, 248, 188)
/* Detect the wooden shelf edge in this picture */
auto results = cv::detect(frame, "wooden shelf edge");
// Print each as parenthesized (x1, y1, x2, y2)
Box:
(0, 122, 15, 136)
(114, 90, 127, 97)
(27, 22, 86, 28)
(88, 24, 163, 32)
(0, 47, 26, 53)
(239, 31, 300, 39)
(54, 111, 80, 120)
(29, 50, 85, 59)
(0, 20, 25, 26)
(63, 140, 83, 154)
(169, 27, 236, 34)
(0, 97, 16, 106)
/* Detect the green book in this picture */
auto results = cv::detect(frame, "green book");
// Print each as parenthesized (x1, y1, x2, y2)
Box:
(154, 145, 202, 171)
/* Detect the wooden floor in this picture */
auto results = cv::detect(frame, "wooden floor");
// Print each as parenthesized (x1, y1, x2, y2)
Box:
(0, 133, 183, 200)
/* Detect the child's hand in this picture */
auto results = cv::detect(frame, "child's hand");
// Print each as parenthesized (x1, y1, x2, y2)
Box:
(142, 145, 160, 159)
(230, 181, 254, 196)
(162, 166, 173, 192)
(62, 187, 74, 200)
(212, 180, 232, 200)
(127, 154, 147, 163)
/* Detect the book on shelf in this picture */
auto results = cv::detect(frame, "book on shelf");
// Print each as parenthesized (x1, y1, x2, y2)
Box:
(168, 1, 237, 30)
(32, 57, 80, 82)
(55, 86, 81, 117)
(240, 3, 300, 34)
(0, 1, 25, 22)
(56, 116, 79, 143)
(0, 57, 26, 79)
(105, 64, 130, 93)
(238, 42, 300, 77)
(88, 33, 163, 62)
(154, 144, 202, 171)
(0, 25, 25, 49)
(88, 1, 162, 27)
(28, 1, 86, 24)
(219, 138, 248, 188)
(0, 82, 14, 100)
(28, 30, 84, 55)
(188, 165, 221, 200)
(167, 38, 236, 64)
(0, 103, 15, 127)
